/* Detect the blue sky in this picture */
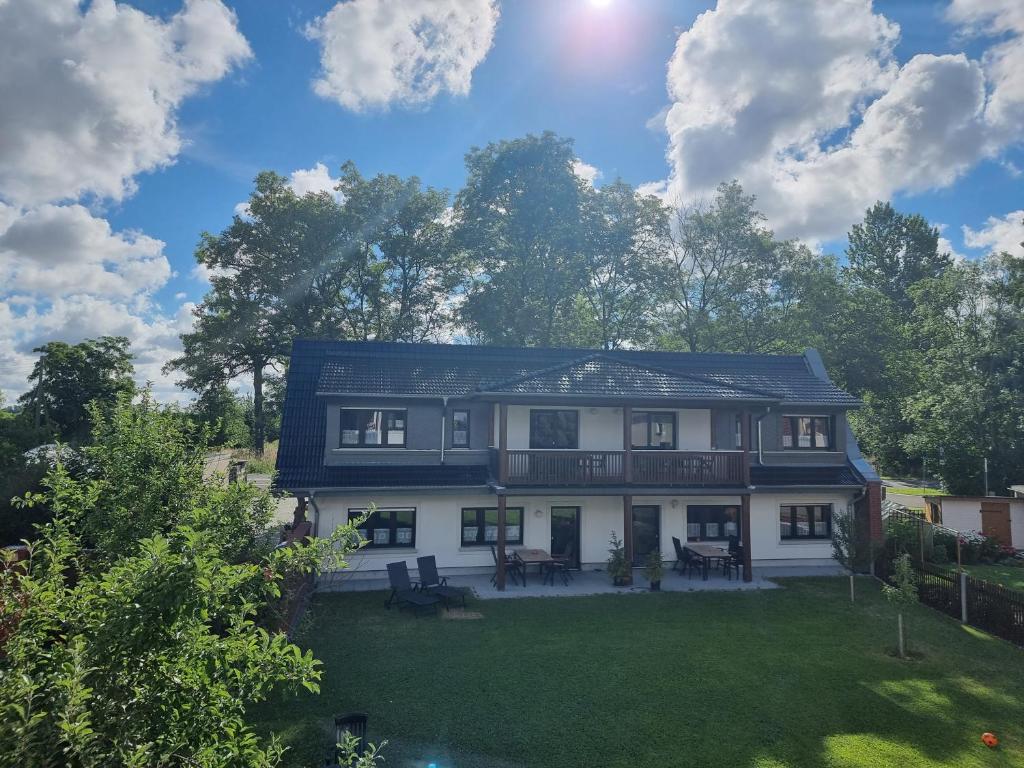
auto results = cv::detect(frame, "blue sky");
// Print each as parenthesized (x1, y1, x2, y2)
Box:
(1, 0, 1022, 398)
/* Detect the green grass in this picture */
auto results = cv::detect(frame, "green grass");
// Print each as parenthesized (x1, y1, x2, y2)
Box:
(951, 563, 1024, 592)
(885, 486, 946, 497)
(253, 579, 1024, 768)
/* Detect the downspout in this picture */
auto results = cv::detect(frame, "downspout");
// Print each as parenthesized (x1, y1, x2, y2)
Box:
(755, 406, 772, 466)
(440, 396, 448, 464)
(307, 492, 321, 538)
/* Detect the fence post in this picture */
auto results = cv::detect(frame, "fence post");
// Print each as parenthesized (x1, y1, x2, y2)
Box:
(960, 570, 968, 624)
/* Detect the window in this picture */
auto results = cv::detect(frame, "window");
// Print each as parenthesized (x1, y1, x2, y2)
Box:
(452, 409, 470, 448)
(349, 508, 416, 548)
(686, 505, 739, 541)
(529, 409, 579, 449)
(340, 408, 407, 447)
(781, 415, 832, 450)
(461, 507, 523, 546)
(631, 411, 676, 450)
(779, 504, 832, 540)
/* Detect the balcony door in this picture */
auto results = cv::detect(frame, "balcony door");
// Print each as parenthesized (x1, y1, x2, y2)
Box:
(631, 505, 661, 566)
(550, 506, 581, 568)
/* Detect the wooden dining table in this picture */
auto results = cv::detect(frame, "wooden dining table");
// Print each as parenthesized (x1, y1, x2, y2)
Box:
(513, 548, 554, 586)
(685, 543, 730, 581)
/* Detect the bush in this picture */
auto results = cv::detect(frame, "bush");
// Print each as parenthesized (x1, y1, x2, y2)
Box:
(930, 543, 950, 564)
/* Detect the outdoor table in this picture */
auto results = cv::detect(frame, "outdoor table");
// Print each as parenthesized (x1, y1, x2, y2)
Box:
(513, 548, 554, 586)
(685, 543, 729, 581)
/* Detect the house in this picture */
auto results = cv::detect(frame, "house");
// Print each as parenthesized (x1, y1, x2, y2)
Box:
(926, 495, 1024, 546)
(275, 340, 883, 588)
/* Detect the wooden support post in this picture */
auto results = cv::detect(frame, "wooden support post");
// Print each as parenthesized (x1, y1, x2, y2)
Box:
(741, 493, 753, 582)
(488, 402, 495, 447)
(496, 494, 507, 591)
(741, 411, 751, 486)
(498, 402, 508, 485)
(622, 494, 633, 585)
(623, 405, 633, 484)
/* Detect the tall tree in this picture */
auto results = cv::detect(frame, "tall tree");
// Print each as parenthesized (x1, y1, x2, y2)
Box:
(455, 132, 587, 345)
(845, 201, 952, 313)
(18, 336, 134, 444)
(167, 173, 349, 453)
(335, 162, 460, 341)
(571, 180, 669, 349)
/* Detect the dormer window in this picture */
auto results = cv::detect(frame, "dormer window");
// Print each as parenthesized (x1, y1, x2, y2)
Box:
(781, 415, 832, 450)
(340, 408, 407, 447)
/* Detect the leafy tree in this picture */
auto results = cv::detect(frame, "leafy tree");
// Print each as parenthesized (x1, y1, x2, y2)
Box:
(18, 336, 135, 444)
(845, 201, 951, 313)
(191, 382, 251, 449)
(0, 393, 367, 767)
(571, 180, 669, 349)
(456, 132, 587, 345)
(335, 162, 461, 342)
(882, 553, 919, 659)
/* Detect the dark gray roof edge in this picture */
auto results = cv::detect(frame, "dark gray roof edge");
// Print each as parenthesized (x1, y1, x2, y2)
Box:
(844, 420, 881, 483)
(802, 348, 831, 382)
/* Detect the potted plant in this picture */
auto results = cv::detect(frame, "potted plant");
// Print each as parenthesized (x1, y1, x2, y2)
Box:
(644, 550, 664, 591)
(607, 532, 630, 586)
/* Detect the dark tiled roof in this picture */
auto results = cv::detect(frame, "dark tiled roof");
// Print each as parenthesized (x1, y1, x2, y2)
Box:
(308, 340, 859, 405)
(751, 465, 863, 487)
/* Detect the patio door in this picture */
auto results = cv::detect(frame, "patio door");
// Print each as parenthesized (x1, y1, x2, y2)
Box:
(632, 505, 661, 566)
(550, 506, 581, 569)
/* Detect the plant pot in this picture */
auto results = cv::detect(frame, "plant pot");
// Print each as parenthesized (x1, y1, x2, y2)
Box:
(649, 580, 661, 592)
(613, 577, 628, 587)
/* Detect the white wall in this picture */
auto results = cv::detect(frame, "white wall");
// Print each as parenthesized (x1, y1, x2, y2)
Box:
(315, 488, 858, 577)
(939, 498, 1024, 546)
(504, 406, 711, 451)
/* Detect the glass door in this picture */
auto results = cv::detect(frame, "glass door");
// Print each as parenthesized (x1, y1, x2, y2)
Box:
(632, 505, 661, 566)
(550, 506, 581, 569)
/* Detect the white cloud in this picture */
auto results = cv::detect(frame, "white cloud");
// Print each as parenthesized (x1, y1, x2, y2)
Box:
(305, 0, 499, 111)
(656, 0, 1024, 241)
(0, 0, 251, 207)
(573, 159, 601, 186)
(963, 210, 1024, 255)
(288, 162, 342, 197)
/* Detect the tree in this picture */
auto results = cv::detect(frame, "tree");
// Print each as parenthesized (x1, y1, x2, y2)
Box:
(191, 382, 251, 449)
(167, 173, 348, 453)
(0, 393, 368, 766)
(845, 201, 952, 313)
(658, 181, 777, 353)
(882, 553, 919, 659)
(570, 180, 669, 349)
(335, 162, 461, 342)
(455, 132, 587, 346)
(18, 336, 135, 444)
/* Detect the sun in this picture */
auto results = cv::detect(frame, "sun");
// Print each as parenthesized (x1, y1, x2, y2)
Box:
(589, 0, 613, 8)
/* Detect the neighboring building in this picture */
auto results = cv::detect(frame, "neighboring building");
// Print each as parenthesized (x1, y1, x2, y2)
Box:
(276, 340, 883, 587)
(927, 496, 1024, 546)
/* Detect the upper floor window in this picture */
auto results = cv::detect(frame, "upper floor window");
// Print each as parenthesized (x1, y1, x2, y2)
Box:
(781, 415, 832, 450)
(530, 409, 579, 449)
(779, 504, 832, 540)
(340, 408, 406, 448)
(452, 409, 470, 448)
(631, 411, 676, 450)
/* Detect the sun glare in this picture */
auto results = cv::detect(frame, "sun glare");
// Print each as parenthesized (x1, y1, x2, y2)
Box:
(589, 0, 613, 8)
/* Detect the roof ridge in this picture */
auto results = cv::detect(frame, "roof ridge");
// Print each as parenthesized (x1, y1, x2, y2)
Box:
(478, 352, 604, 392)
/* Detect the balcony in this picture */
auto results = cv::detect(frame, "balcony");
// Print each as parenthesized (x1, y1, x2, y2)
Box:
(498, 449, 746, 487)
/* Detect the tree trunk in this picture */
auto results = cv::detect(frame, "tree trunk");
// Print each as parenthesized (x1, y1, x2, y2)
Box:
(897, 612, 905, 659)
(253, 362, 265, 455)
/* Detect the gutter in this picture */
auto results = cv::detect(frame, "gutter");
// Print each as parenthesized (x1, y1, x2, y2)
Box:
(440, 396, 448, 464)
(307, 493, 321, 538)
(755, 406, 772, 465)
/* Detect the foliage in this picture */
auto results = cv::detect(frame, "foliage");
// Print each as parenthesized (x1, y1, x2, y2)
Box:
(883, 553, 919, 658)
(606, 531, 630, 585)
(643, 549, 663, 586)
(190, 382, 251, 448)
(0, 393, 366, 767)
(17, 336, 135, 445)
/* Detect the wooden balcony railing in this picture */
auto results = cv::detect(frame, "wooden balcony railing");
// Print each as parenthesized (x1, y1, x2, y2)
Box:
(501, 449, 746, 486)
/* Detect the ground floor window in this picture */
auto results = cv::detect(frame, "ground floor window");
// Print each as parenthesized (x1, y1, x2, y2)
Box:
(461, 507, 523, 546)
(348, 508, 416, 547)
(686, 505, 739, 541)
(779, 504, 832, 540)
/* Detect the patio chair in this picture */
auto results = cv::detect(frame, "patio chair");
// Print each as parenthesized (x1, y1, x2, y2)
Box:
(681, 547, 705, 580)
(722, 545, 743, 581)
(550, 540, 575, 582)
(672, 536, 687, 573)
(385, 561, 440, 617)
(490, 545, 523, 587)
(416, 555, 467, 609)
(326, 712, 367, 764)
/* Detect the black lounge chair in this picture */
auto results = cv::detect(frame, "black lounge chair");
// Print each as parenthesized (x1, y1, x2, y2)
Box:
(672, 536, 687, 573)
(327, 712, 368, 764)
(385, 561, 440, 617)
(416, 555, 468, 609)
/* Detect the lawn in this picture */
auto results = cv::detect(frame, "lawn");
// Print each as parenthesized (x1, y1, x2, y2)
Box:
(955, 563, 1024, 592)
(254, 579, 1024, 768)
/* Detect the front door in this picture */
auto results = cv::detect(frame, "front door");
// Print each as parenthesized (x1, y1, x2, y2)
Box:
(550, 506, 581, 568)
(981, 501, 1012, 545)
(632, 505, 661, 566)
